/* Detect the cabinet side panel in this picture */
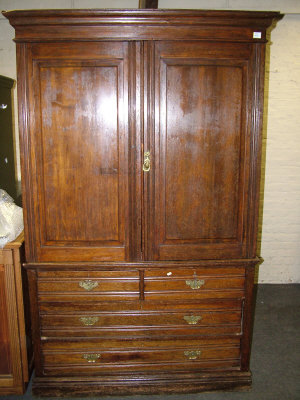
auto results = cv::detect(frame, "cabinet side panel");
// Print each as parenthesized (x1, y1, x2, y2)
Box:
(246, 43, 266, 257)
(16, 43, 36, 261)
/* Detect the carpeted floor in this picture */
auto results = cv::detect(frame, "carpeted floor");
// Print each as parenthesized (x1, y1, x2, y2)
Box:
(1, 284, 299, 400)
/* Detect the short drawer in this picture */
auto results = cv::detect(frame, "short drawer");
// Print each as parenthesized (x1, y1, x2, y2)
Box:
(145, 277, 244, 291)
(38, 270, 139, 292)
(37, 270, 139, 301)
(144, 267, 245, 300)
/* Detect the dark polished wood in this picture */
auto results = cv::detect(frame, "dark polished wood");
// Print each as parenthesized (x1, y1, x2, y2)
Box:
(4, 8, 283, 396)
(32, 371, 252, 396)
(3, 9, 282, 43)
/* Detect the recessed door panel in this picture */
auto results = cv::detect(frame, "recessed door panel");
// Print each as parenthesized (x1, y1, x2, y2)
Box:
(151, 42, 251, 260)
(40, 65, 119, 243)
(165, 64, 242, 241)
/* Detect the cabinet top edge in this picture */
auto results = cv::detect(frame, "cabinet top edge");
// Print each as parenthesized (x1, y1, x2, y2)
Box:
(2, 9, 284, 27)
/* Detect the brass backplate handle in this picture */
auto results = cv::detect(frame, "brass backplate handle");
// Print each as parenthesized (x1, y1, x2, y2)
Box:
(143, 151, 151, 172)
(83, 353, 101, 363)
(184, 350, 201, 360)
(79, 316, 99, 326)
(78, 280, 99, 291)
(185, 279, 205, 290)
(183, 315, 202, 325)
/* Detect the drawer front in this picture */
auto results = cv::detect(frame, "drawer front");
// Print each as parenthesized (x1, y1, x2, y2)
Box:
(39, 297, 243, 338)
(39, 298, 242, 313)
(40, 310, 242, 329)
(38, 280, 138, 293)
(37, 270, 139, 301)
(145, 277, 244, 291)
(144, 267, 245, 300)
(42, 338, 241, 374)
(44, 346, 240, 365)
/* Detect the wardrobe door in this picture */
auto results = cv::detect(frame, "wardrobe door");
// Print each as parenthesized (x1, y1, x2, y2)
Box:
(148, 41, 257, 260)
(23, 42, 131, 262)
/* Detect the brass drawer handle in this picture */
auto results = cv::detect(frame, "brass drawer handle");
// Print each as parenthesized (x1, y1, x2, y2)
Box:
(143, 151, 151, 172)
(78, 280, 99, 291)
(82, 353, 101, 363)
(183, 315, 202, 325)
(185, 279, 205, 290)
(184, 350, 201, 360)
(79, 316, 99, 326)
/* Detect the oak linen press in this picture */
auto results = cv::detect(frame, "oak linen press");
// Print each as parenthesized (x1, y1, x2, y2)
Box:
(3, 9, 282, 396)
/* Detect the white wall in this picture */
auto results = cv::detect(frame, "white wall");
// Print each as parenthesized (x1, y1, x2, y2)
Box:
(0, 0, 299, 283)
(259, 14, 300, 283)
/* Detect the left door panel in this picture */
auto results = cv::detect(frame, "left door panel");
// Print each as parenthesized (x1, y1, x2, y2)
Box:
(24, 42, 130, 262)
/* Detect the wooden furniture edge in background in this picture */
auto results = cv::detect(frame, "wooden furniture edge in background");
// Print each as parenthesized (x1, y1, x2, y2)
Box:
(0, 231, 33, 394)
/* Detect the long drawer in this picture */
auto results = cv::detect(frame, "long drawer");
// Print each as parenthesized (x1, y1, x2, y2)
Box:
(40, 310, 242, 328)
(41, 338, 241, 374)
(38, 295, 243, 337)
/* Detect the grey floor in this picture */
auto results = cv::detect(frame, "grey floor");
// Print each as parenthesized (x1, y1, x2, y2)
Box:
(1, 284, 299, 400)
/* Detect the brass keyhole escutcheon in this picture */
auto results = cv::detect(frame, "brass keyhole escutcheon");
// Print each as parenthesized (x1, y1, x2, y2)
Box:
(143, 151, 151, 172)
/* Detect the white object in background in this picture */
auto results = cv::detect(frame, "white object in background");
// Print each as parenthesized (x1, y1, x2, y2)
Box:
(0, 189, 23, 248)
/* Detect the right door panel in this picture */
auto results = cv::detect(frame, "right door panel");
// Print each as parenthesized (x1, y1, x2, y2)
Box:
(151, 41, 252, 260)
